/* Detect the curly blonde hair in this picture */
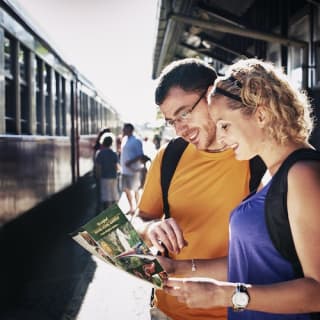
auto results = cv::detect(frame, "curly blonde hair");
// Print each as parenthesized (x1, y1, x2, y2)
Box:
(213, 58, 314, 145)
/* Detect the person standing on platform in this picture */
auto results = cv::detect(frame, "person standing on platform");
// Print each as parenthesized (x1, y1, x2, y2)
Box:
(134, 58, 259, 320)
(95, 136, 120, 210)
(120, 123, 144, 215)
(93, 127, 111, 153)
(116, 134, 123, 197)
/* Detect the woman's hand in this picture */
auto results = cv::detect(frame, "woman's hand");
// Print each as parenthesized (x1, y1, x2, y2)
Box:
(163, 277, 231, 309)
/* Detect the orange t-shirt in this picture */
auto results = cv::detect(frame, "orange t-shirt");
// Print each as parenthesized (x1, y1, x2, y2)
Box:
(139, 143, 250, 320)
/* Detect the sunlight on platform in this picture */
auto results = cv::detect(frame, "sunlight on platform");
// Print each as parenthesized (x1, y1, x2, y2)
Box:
(77, 256, 152, 320)
(76, 191, 152, 320)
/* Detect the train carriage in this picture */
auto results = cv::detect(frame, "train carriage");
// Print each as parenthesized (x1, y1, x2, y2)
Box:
(0, 0, 122, 224)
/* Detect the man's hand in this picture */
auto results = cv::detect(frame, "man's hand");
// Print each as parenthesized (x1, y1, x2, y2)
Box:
(156, 255, 175, 274)
(147, 218, 187, 254)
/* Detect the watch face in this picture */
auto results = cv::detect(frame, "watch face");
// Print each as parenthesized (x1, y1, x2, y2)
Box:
(232, 292, 249, 307)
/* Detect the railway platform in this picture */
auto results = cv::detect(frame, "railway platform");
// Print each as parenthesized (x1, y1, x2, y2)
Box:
(0, 174, 152, 319)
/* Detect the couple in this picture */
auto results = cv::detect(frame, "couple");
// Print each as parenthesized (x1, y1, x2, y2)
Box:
(135, 58, 320, 319)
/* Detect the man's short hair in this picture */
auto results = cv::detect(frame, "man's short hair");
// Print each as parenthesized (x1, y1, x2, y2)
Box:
(155, 58, 217, 105)
(102, 136, 113, 148)
(123, 123, 134, 131)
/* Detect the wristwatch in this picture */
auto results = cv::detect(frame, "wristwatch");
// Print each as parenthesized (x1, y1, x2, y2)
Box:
(231, 283, 250, 311)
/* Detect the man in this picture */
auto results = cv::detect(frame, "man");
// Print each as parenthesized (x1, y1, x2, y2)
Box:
(120, 123, 144, 214)
(135, 58, 253, 320)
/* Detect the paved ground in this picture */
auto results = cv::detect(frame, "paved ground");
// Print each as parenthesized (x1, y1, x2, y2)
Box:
(73, 192, 153, 320)
(75, 256, 152, 320)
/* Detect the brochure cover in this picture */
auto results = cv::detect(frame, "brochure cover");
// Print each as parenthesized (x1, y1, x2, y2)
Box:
(72, 204, 166, 288)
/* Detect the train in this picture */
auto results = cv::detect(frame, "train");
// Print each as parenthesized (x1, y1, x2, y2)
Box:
(0, 0, 123, 225)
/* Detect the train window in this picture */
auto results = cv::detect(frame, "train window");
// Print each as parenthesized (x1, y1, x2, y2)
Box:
(79, 92, 82, 134)
(80, 92, 83, 134)
(55, 72, 61, 135)
(4, 36, 13, 78)
(95, 102, 99, 132)
(90, 97, 96, 134)
(19, 46, 27, 83)
(87, 95, 90, 134)
(95, 101, 99, 133)
(101, 106, 105, 128)
(4, 35, 15, 133)
(44, 64, 52, 135)
(5, 79, 15, 133)
(53, 73, 67, 136)
(35, 57, 44, 134)
(19, 45, 29, 134)
(84, 94, 89, 134)
(80, 92, 84, 134)
(80, 91, 89, 135)
(97, 103, 102, 129)
(61, 77, 66, 135)
(102, 107, 107, 128)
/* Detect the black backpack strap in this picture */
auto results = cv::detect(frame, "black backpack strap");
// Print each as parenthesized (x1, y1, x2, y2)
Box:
(249, 155, 266, 193)
(265, 148, 320, 278)
(161, 137, 188, 218)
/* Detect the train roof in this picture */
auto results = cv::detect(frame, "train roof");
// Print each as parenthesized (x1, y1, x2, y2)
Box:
(1, 0, 70, 68)
(1, 0, 115, 110)
(152, 0, 309, 79)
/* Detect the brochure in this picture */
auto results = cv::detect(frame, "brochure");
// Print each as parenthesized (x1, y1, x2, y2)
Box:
(72, 204, 166, 288)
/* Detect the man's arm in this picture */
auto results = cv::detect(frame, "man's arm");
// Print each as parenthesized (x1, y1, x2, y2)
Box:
(157, 256, 228, 280)
(125, 154, 145, 167)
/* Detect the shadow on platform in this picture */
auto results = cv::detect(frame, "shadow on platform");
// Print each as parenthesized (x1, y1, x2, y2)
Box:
(0, 173, 99, 319)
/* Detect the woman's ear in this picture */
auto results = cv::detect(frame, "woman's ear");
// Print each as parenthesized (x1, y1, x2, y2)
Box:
(206, 85, 214, 103)
(255, 106, 267, 127)
(207, 85, 214, 95)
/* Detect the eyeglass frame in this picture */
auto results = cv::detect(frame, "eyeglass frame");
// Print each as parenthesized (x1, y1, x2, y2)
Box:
(165, 89, 207, 127)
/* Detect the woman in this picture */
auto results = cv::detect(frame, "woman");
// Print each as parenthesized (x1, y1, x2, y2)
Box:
(159, 59, 320, 319)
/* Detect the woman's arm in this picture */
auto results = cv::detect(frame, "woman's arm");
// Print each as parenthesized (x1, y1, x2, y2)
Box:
(163, 161, 320, 313)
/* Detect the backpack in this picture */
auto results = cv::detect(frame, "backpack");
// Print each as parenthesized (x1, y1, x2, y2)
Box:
(265, 148, 320, 275)
(266, 148, 320, 320)
(160, 137, 266, 218)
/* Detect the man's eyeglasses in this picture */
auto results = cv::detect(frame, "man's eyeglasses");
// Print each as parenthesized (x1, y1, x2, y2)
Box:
(165, 90, 207, 127)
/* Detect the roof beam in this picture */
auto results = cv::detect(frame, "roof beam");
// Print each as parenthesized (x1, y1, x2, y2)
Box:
(170, 14, 307, 48)
(178, 43, 234, 65)
(201, 38, 252, 58)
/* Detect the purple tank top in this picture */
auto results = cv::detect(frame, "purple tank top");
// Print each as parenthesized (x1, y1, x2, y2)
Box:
(228, 182, 310, 319)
